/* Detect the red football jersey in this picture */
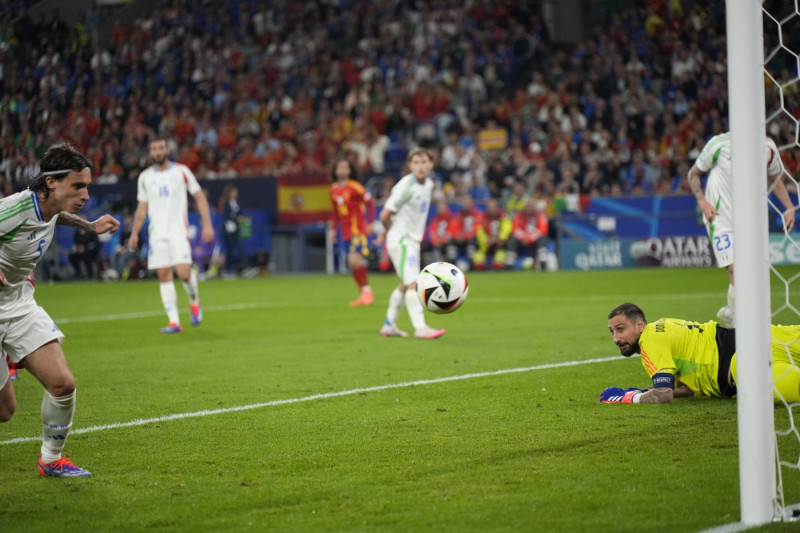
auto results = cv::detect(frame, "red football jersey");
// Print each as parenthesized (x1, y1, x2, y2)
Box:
(426, 211, 453, 246)
(512, 210, 548, 243)
(449, 207, 484, 241)
(331, 179, 374, 241)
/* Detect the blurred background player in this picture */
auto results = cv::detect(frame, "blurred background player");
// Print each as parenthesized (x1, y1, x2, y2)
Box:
(376, 148, 445, 340)
(6, 354, 17, 381)
(449, 194, 483, 271)
(507, 197, 550, 271)
(424, 198, 456, 264)
(329, 157, 375, 306)
(474, 198, 512, 270)
(0, 143, 120, 477)
(129, 138, 215, 333)
(687, 133, 796, 327)
(221, 184, 249, 277)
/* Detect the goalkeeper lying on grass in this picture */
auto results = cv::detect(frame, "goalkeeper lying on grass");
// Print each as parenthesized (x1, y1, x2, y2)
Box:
(602, 302, 800, 404)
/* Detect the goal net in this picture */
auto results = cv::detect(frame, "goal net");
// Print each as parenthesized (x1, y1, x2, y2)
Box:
(762, 0, 800, 523)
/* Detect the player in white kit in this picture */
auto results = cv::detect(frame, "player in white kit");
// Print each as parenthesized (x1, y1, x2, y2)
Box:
(0, 143, 120, 477)
(375, 147, 445, 339)
(129, 139, 215, 333)
(688, 132, 795, 327)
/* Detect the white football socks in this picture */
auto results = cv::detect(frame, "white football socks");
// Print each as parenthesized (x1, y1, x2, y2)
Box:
(160, 282, 180, 324)
(385, 287, 405, 327)
(727, 283, 736, 316)
(41, 389, 76, 463)
(405, 289, 427, 331)
(182, 270, 200, 305)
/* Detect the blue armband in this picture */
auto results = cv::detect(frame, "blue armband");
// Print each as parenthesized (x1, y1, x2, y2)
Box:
(652, 373, 675, 389)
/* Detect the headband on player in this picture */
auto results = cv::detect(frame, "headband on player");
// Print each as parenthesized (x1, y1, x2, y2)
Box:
(41, 168, 85, 176)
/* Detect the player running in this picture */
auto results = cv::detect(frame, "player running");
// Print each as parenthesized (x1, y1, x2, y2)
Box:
(0, 143, 120, 477)
(375, 148, 445, 340)
(129, 138, 215, 333)
(329, 158, 375, 307)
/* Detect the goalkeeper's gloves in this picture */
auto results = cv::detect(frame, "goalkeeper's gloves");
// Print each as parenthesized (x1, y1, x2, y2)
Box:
(600, 387, 645, 404)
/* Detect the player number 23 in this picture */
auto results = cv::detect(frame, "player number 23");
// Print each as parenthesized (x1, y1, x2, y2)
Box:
(714, 234, 731, 252)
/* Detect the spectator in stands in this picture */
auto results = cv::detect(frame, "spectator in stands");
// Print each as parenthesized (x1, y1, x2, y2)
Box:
(424, 198, 457, 264)
(1, 0, 795, 215)
(473, 198, 512, 271)
(506, 180, 530, 217)
(507, 198, 550, 271)
(95, 161, 120, 184)
(111, 213, 145, 281)
(69, 221, 101, 280)
(449, 194, 484, 270)
(440, 131, 473, 173)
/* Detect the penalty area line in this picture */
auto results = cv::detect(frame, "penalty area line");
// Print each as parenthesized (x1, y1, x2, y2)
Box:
(0, 355, 623, 445)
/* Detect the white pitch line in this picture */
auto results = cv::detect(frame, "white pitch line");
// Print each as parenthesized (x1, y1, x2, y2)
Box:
(0, 355, 623, 445)
(53, 302, 276, 324)
(50, 291, 746, 324)
(695, 522, 756, 533)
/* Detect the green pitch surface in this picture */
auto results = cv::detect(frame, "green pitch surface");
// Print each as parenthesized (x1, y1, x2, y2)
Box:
(2, 268, 799, 532)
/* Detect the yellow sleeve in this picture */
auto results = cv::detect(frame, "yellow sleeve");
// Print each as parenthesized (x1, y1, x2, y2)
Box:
(639, 324, 677, 379)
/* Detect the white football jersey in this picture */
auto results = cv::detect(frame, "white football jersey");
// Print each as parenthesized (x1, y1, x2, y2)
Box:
(136, 162, 201, 242)
(0, 191, 57, 318)
(695, 132, 784, 218)
(383, 173, 435, 243)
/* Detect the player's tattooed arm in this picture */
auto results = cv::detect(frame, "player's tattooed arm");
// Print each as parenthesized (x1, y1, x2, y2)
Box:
(637, 388, 674, 404)
(58, 212, 120, 235)
(637, 384, 694, 404)
(57, 212, 94, 231)
(687, 165, 716, 222)
(686, 164, 705, 202)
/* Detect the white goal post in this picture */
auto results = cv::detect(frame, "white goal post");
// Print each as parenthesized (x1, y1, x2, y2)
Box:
(726, 0, 776, 526)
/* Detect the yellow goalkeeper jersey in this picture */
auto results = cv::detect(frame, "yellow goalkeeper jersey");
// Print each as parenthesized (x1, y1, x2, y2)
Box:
(638, 318, 726, 398)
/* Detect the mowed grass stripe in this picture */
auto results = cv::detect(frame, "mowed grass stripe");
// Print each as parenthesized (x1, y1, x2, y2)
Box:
(50, 290, 741, 325)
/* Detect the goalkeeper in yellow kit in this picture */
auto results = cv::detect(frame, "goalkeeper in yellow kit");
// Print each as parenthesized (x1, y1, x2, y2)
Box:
(602, 302, 800, 404)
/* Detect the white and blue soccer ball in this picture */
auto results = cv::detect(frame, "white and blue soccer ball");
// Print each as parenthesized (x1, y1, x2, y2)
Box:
(416, 262, 469, 314)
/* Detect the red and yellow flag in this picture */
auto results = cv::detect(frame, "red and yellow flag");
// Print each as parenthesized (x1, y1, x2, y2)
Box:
(277, 173, 331, 223)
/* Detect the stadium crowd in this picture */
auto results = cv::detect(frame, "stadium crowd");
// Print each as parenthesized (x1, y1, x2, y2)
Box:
(1, 0, 799, 277)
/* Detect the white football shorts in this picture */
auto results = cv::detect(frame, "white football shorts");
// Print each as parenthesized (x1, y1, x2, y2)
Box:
(705, 216, 734, 268)
(387, 234, 422, 287)
(147, 236, 193, 270)
(0, 306, 65, 389)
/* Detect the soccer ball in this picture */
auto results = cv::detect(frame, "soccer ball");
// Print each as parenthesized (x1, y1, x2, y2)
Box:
(416, 262, 469, 314)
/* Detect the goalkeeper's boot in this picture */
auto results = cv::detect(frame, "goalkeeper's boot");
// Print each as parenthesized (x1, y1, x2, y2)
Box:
(380, 324, 408, 337)
(414, 327, 446, 340)
(716, 305, 735, 328)
(38, 456, 92, 478)
(159, 323, 183, 334)
(7, 355, 17, 382)
(190, 303, 203, 327)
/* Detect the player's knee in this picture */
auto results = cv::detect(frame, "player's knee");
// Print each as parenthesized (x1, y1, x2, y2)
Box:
(0, 396, 17, 423)
(47, 372, 76, 398)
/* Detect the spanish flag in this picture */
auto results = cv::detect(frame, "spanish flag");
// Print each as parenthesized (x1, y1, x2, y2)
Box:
(277, 173, 331, 223)
(478, 128, 508, 151)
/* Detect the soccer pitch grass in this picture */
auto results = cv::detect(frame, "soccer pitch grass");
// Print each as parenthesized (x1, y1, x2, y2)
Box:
(2, 268, 800, 532)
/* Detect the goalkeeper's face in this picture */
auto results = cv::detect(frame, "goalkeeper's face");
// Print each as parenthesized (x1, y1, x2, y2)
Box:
(608, 315, 644, 357)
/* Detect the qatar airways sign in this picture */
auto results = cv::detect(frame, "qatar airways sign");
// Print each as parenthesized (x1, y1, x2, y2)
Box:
(629, 236, 716, 268)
